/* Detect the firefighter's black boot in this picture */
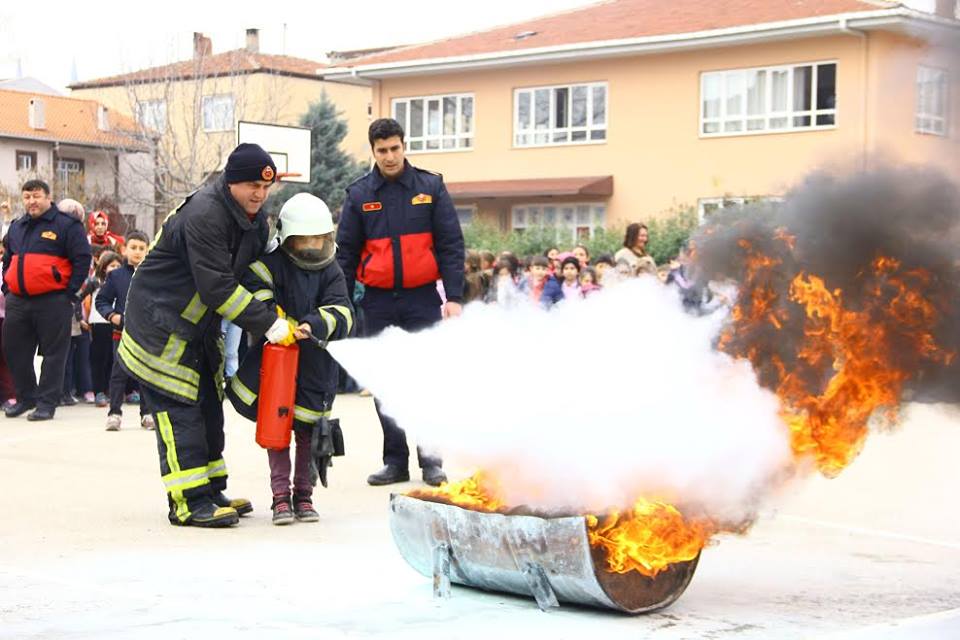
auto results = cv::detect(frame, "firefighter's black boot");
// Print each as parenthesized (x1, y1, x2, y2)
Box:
(211, 491, 253, 516)
(167, 496, 239, 528)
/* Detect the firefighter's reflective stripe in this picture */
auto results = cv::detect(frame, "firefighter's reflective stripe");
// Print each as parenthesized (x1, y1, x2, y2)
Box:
(326, 304, 353, 335)
(230, 376, 257, 406)
(180, 292, 208, 324)
(249, 260, 273, 286)
(294, 405, 331, 424)
(217, 285, 254, 322)
(207, 458, 227, 480)
(158, 411, 200, 522)
(253, 289, 274, 302)
(317, 308, 336, 338)
(118, 332, 200, 402)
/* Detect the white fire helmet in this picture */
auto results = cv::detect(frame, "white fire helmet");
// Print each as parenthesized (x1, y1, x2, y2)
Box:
(276, 192, 335, 244)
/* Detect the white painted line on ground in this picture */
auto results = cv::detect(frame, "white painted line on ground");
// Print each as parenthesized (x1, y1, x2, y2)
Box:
(781, 514, 960, 550)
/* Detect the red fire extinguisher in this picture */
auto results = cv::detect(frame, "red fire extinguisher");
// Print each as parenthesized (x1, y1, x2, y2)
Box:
(256, 342, 300, 450)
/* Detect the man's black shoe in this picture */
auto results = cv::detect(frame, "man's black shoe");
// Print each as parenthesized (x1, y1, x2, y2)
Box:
(4, 401, 35, 418)
(211, 492, 253, 516)
(168, 499, 239, 528)
(422, 465, 447, 487)
(366, 465, 410, 486)
(26, 407, 55, 421)
(60, 393, 77, 407)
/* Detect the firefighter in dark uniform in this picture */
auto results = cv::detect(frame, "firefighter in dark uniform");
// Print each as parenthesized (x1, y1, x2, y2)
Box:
(119, 144, 300, 528)
(2, 179, 91, 421)
(337, 118, 465, 487)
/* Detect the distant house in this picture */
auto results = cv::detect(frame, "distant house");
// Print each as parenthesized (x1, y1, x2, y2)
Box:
(0, 87, 154, 233)
(326, 0, 959, 239)
(70, 29, 373, 221)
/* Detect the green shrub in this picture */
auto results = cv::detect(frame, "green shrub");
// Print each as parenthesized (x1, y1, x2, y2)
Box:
(462, 205, 698, 265)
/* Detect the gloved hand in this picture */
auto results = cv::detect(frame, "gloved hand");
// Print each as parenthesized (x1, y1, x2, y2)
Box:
(265, 317, 297, 346)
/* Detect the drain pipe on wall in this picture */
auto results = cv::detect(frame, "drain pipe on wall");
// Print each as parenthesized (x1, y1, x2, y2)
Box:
(840, 17, 870, 171)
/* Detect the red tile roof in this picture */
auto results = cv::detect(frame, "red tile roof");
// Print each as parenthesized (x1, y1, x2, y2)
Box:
(447, 175, 613, 199)
(69, 49, 325, 90)
(0, 89, 148, 150)
(339, 0, 895, 68)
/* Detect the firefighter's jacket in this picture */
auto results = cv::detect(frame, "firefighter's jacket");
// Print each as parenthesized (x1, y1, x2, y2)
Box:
(118, 177, 276, 405)
(336, 160, 465, 302)
(226, 249, 353, 426)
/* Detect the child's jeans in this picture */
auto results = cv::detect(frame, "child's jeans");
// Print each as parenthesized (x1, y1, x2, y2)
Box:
(267, 426, 313, 497)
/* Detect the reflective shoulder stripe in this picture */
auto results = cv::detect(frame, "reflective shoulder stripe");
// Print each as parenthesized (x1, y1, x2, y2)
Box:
(323, 304, 353, 335)
(249, 261, 274, 286)
(180, 292, 208, 324)
(294, 405, 332, 424)
(253, 289, 274, 302)
(217, 285, 254, 322)
(230, 376, 257, 406)
(317, 308, 336, 338)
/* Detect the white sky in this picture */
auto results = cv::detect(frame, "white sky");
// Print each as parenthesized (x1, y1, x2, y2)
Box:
(0, 0, 598, 92)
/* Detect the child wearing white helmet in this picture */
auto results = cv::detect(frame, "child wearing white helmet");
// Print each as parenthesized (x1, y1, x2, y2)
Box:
(226, 192, 354, 525)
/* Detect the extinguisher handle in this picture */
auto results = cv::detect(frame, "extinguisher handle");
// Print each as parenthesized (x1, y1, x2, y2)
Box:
(301, 327, 328, 350)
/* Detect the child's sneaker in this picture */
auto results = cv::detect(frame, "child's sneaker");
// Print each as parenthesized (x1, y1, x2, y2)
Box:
(293, 493, 319, 522)
(105, 414, 122, 431)
(125, 391, 141, 404)
(271, 495, 294, 526)
(141, 415, 156, 430)
(83, 392, 96, 404)
(94, 393, 108, 407)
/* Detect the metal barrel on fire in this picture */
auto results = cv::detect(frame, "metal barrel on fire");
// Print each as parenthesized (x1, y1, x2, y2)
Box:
(388, 493, 700, 614)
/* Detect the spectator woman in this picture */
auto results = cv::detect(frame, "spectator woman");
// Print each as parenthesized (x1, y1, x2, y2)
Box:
(615, 223, 657, 276)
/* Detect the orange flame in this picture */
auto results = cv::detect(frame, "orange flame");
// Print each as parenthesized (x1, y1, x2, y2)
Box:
(408, 472, 505, 512)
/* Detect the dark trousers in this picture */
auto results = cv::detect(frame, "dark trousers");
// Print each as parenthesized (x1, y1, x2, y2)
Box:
(0, 317, 15, 403)
(2, 292, 72, 411)
(362, 288, 442, 470)
(109, 342, 144, 417)
(140, 354, 228, 522)
(89, 324, 114, 394)
(63, 332, 92, 396)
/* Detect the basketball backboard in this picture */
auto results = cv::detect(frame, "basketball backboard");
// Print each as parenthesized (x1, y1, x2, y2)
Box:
(237, 121, 311, 184)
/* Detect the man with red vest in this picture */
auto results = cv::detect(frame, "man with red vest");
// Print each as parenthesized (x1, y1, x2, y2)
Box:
(2, 179, 92, 421)
(337, 118, 465, 487)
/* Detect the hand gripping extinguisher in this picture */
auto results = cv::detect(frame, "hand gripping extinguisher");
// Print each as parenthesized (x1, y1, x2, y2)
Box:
(256, 308, 299, 450)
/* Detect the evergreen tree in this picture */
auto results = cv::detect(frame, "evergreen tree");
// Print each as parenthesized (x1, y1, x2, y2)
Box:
(279, 91, 367, 213)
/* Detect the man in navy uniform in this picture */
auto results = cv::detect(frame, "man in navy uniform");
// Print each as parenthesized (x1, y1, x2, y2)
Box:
(337, 118, 465, 487)
(2, 179, 91, 421)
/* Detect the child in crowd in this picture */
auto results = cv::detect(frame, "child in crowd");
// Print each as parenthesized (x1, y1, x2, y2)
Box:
(96, 231, 152, 431)
(572, 244, 591, 269)
(78, 251, 122, 407)
(520, 255, 563, 308)
(593, 254, 615, 284)
(479, 250, 496, 278)
(463, 249, 490, 303)
(580, 266, 601, 297)
(0, 242, 13, 406)
(226, 193, 353, 525)
(559, 256, 583, 300)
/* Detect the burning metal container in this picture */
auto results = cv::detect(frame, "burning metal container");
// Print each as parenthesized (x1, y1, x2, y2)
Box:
(389, 493, 700, 613)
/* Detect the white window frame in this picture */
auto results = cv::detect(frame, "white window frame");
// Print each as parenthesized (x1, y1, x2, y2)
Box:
(454, 204, 476, 228)
(511, 202, 606, 243)
(916, 65, 948, 136)
(700, 61, 838, 138)
(697, 195, 784, 224)
(135, 99, 167, 134)
(201, 94, 235, 133)
(513, 82, 608, 148)
(392, 93, 475, 154)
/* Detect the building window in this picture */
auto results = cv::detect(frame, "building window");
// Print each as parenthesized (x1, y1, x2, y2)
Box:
(392, 94, 474, 152)
(55, 158, 85, 199)
(514, 82, 607, 147)
(455, 205, 475, 227)
(136, 100, 167, 133)
(15, 150, 37, 172)
(511, 203, 606, 242)
(697, 195, 783, 223)
(202, 94, 235, 132)
(700, 62, 837, 137)
(916, 65, 948, 136)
